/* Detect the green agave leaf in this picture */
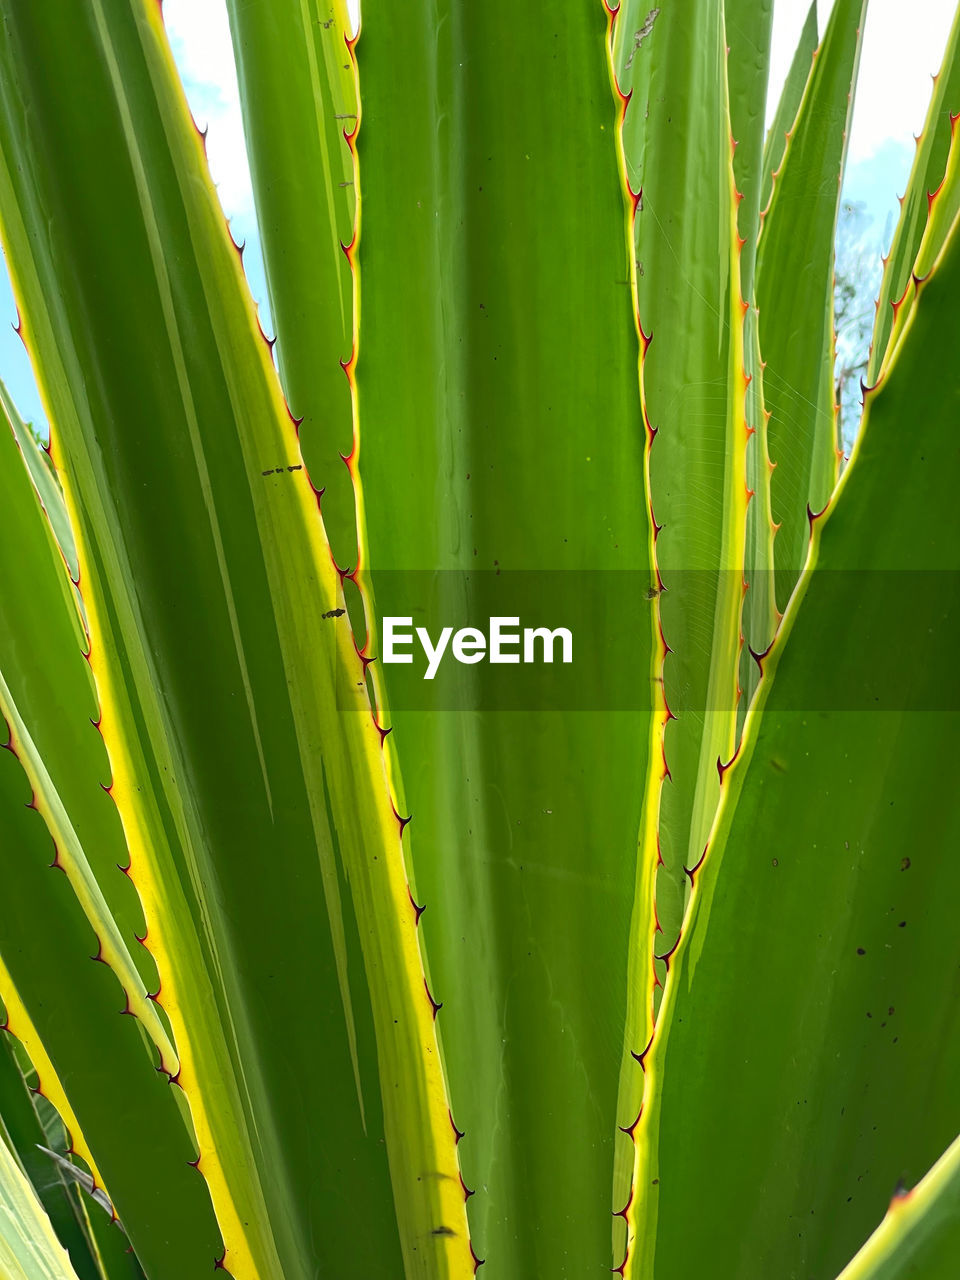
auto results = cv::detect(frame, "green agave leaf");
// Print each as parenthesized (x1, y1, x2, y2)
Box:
(876, 113, 960, 374)
(616, 0, 746, 994)
(869, 0, 960, 382)
(739, 304, 778, 726)
(756, 0, 866, 610)
(760, 0, 817, 217)
(0, 673, 174, 1067)
(81, 1207, 145, 1280)
(0, 373, 187, 1276)
(0, 388, 156, 995)
(0, 743, 222, 1278)
(0, 377, 78, 582)
(726, 0, 779, 722)
(33, 1145, 145, 1280)
(0, 1035, 100, 1280)
(34, 1112, 147, 1280)
(726, 0, 774, 300)
(224, 0, 359, 570)
(0, 1114, 80, 1280)
(35, 1150, 113, 1225)
(630, 206, 960, 1276)
(32, 1144, 148, 1280)
(836, 1132, 960, 1280)
(357, 2, 653, 1273)
(0, 1, 467, 1276)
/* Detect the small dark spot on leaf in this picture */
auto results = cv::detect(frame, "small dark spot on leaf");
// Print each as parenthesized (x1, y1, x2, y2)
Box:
(322, 608, 346, 620)
(857, 947, 866, 955)
(431, 1226, 456, 1237)
(261, 464, 302, 477)
(901, 857, 911, 870)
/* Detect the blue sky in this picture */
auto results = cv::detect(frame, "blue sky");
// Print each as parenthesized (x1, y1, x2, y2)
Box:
(0, 0, 955, 431)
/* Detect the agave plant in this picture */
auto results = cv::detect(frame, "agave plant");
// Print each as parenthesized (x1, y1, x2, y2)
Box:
(0, 0, 958, 1276)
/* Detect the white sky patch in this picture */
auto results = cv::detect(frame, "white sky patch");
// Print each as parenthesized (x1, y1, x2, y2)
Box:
(770, 0, 956, 163)
(849, 0, 955, 162)
(163, 0, 253, 220)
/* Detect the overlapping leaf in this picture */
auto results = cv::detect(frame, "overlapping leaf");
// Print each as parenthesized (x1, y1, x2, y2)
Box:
(224, 0, 358, 571)
(615, 0, 747, 1017)
(356, 3, 653, 1274)
(756, 0, 866, 608)
(0, 742, 221, 1278)
(760, 0, 817, 214)
(0, 1, 467, 1276)
(837, 1133, 960, 1280)
(0, 1119, 79, 1280)
(726, 0, 779, 719)
(869, 1, 960, 381)
(0, 1034, 100, 1280)
(632, 201, 960, 1278)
